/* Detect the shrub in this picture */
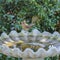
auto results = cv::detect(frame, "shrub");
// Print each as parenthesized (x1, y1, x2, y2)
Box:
(0, 0, 60, 33)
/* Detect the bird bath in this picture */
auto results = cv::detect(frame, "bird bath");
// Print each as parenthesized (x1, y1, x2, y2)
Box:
(0, 30, 60, 60)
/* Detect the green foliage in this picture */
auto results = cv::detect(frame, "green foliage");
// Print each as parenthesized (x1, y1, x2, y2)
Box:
(0, 0, 60, 33)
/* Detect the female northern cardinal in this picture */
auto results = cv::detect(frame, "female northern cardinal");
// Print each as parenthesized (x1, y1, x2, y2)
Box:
(21, 20, 34, 30)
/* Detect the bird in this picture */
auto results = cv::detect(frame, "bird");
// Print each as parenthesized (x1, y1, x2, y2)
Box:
(21, 20, 34, 31)
(21, 16, 38, 31)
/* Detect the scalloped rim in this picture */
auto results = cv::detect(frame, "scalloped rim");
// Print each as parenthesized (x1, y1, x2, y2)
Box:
(0, 44, 60, 58)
